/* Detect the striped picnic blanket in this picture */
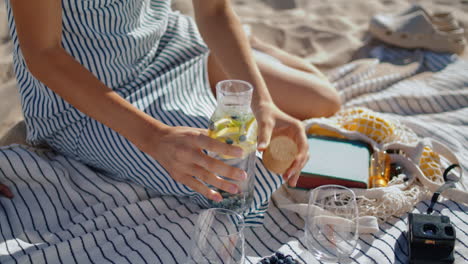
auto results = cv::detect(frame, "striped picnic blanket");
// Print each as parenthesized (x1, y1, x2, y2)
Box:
(1, 47, 467, 263)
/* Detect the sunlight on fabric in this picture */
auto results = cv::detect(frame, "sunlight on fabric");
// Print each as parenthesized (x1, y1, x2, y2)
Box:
(0, 239, 35, 257)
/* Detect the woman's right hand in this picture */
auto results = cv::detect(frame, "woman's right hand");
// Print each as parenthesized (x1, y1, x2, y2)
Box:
(147, 126, 248, 202)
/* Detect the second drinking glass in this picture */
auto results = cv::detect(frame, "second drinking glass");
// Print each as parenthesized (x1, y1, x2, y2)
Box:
(187, 208, 245, 264)
(304, 185, 359, 263)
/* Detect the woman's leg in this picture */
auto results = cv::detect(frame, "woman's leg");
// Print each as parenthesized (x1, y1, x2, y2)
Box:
(208, 37, 341, 120)
(249, 35, 328, 79)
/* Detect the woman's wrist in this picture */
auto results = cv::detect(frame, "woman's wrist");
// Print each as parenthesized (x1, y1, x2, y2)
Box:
(251, 91, 274, 112)
(129, 116, 172, 154)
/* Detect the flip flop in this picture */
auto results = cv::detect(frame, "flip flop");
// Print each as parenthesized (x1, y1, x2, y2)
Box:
(369, 8, 466, 54)
(396, 4, 461, 32)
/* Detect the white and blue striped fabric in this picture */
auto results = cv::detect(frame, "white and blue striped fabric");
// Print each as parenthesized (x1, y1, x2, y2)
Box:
(1, 46, 467, 263)
(4, 0, 282, 223)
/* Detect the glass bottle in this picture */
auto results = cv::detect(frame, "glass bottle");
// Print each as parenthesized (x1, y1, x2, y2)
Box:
(207, 80, 257, 213)
(369, 150, 391, 188)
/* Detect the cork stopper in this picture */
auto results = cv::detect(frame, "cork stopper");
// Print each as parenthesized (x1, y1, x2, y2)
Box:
(262, 136, 298, 174)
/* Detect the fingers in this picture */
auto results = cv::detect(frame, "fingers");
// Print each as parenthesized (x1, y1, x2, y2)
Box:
(0, 183, 13, 199)
(257, 119, 274, 151)
(189, 164, 239, 195)
(284, 151, 309, 187)
(194, 151, 248, 181)
(295, 122, 308, 152)
(176, 174, 223, 202)
(284, 122, 309, 187)
(195, 134, 243, 158)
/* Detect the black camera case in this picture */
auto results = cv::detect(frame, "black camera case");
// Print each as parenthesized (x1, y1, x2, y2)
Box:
(408, 213, 456, 264)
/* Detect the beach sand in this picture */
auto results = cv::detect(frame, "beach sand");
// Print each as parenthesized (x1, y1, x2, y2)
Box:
(1, 0, 467, 143)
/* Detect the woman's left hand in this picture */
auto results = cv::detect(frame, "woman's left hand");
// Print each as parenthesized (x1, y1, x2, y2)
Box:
(253, 101, 309, 187)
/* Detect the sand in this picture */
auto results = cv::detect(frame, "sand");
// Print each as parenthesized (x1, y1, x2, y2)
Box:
(1, 0, 468, 144)
(0, 1, 21, 142)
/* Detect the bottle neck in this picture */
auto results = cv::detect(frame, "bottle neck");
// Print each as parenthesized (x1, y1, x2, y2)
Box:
(216, 80, 253, 114)
(217, 95, 251, 113)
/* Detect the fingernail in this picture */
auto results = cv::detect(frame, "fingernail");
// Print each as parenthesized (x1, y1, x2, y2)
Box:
(230, 185, 239, 194)
(291, 175, 299, 187)
(234, 148, 243, 157)
(258, 143, 267, 150)
(212, 193, 222, 202)
(294, 177, 299, 186)
(239, 171, 248, 180)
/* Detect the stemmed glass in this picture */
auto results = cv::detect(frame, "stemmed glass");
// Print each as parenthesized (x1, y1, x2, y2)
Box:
(187, 208, 245, 264)
(304, 185, 359, 262)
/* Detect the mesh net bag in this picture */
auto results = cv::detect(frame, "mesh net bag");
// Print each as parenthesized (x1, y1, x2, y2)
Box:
(306, 107, 447, 221)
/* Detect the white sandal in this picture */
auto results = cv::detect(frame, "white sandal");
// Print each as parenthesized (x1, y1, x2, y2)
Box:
(369, 6, 466, 54)
(396, 4, 461, 32)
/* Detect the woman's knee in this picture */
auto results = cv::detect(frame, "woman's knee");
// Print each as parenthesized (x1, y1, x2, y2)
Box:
(299, 78, 341, 118)
(319, 82, 341, 117)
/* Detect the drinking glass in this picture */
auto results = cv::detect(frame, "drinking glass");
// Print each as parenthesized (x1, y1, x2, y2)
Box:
(187, 208, 245, 264)
(304, 185, 358, 262)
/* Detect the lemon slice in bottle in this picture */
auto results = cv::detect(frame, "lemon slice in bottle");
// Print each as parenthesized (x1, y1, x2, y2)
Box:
(209, 117, 233, 138)
(208, 115, 257, 158)
(213, 127, 240, 142)
(244, 117, 257, 141)
(214, 118, 233, 129)
(239, 117, 257, 154)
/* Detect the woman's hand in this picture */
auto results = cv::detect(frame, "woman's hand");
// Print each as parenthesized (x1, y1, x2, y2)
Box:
(146, 126, 248, 202)
(254, 102, 309, 187)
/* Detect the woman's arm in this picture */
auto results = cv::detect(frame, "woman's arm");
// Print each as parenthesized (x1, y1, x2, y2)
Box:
(4, 0, 162, 199)
(193, 0, 309, 186)
(193, 0, 271, 108)
(11, 0, 168, 152)
(10, 0, 246, 202)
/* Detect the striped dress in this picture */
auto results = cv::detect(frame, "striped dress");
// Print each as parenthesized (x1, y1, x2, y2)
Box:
(5, 0, 282, 223)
